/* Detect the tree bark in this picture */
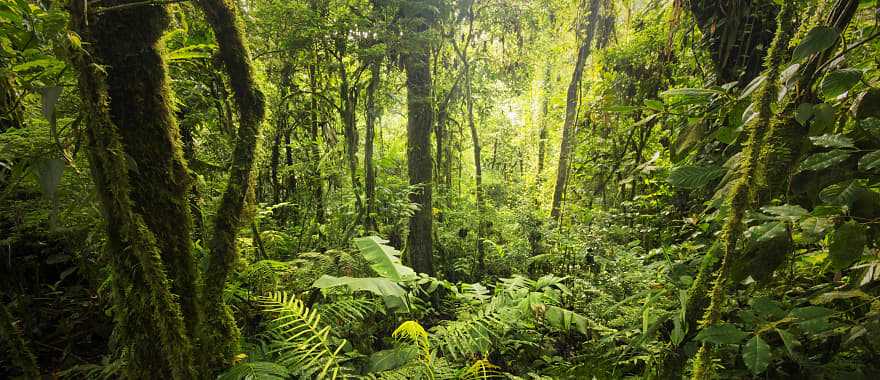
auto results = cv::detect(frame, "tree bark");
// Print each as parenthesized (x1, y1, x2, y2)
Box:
(403, 0, 435, 276)
(550, 0, 600, 221)
(365, 61, 381, 232)
(68, 2, 197, 376)
(197, 0, 266, 368)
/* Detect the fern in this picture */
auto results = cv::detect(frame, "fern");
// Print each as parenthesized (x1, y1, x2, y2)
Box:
(316, 297, 376, 325)
(431, 311, 500, 360)
(218, 361, 290, 380)
(458, 359, 505, 380)
(259, 291, 347, 379)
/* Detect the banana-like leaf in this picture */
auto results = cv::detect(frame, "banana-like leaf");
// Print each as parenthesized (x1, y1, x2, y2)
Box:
(354, 236, 417, 281)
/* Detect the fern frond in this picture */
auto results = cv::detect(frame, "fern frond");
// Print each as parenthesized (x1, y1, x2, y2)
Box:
(217, 361, 290, 380)
(259, 291, 347, 379)
(316, 297, 377, 325)
(431, 312, 500, 360)
(459, 359, 505, 380)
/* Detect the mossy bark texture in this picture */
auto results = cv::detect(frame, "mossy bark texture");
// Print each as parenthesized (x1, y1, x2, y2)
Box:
(68, 2, 197, 377)
(197, 0, 266, 368)
(690, 3, 794, 379)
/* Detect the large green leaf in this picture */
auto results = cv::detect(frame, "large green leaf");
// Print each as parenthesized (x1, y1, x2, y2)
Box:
(312, 275, 407, 302)
(853, 88, 880, 119)
(858, 150, 880, 171)
(366, 347, 418, 372)
(545, 305, 592, 335)
(747, 221, 787, 243)
(790, 306, 834, 333)
(809, 133, 854, 149)
(828, 221, 866, 271)
(742, 335, 771, 375)
(776, 328, 802, 359)
(354, 236, 417, 281)
(694, 323, 749, 345)
(820, 69, 862, 98)
(667, 165, 724, 189)
(792, 26, 838, 62)
(798, 150, 851, 172)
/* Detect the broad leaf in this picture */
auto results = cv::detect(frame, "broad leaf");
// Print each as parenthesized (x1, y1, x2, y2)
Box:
(742, 335, 771, 375)
(810, 103, 836, 136)
(762, 204, 808, 221)
(795, 103, 814, 126)
(747, 221, 787, 243)
(312, 275, 407, 308)
(828, 221, 866, 271)
(776, 328, 802, 359)
(694, 323, 748, 345)
(820, 69, 862, 98)
(809, 134, 854, 149)
(798, 150, 851, 172)
(366, 347, 418, 372)
(858, 150, 880, 171)
(792, 26, 838, 62)
(791, 306, 834, 333)
(545, 305, 592, 335)
(354, 236, 417, 281)
(853, 88, 880, 119)
(667, 165, 724, 189)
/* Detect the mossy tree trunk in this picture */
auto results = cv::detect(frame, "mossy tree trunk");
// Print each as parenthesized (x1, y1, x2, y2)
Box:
(196, 0, 266, 368)
(68, 1, 197, 377)
(365, 61, 381, 233)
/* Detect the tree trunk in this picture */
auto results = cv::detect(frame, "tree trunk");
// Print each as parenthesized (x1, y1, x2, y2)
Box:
(68, 1, 197, 377)
(403, 1, 435, 276)
(537, 62, 552, 176)
(337, 38, 364, 224)
(550, 0, 600, 221)
(197, 0, 266, 368)
(308, 61, 326, 227)
(364, 61, 380, 233)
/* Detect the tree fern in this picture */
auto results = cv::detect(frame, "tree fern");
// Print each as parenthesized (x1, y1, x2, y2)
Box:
(258, 291, 347, 379)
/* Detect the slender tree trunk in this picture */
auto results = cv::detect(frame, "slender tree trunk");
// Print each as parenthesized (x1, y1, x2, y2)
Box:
(364, 61, 380, 232)
(337, 38, 364, 224)
(403, 1, 435, 276)
(550, 0, 600, 221)
(465, 60, 485, 277)
(308, 61, 326, 227)
(197, 0, 266, 368)
(537, 63, 552, 176)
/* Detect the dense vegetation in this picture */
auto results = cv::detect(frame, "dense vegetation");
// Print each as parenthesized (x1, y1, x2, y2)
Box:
(2, 0, 880, 378)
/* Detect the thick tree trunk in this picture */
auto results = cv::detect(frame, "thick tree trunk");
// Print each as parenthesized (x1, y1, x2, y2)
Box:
(550, 0, 600, 221)
(197, 0, 266, 368)
(403, 1, 435, 276)
(69, 2, 197, 377)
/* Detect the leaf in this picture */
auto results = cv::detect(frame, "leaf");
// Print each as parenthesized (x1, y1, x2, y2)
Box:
(776, 328, 802, 359)
(218, 361, 290, 380)
(166, 43, 216, 61)
(790, 306, 834, 333)
(366, 347, 418, 372)
(810, 103, 836, 135)
(545, 305, 592, 334)
(858, 150, 880, 171)
(820, 69, 862, 98)
(828, 221, 866, 271)
(796, 103, 814, 126)
(667, 165, 724, 189)
(853, 88, 880, 119)
(762, 204, 808, 221)
(792, 26, 839, 62)
(747, 221, 787, 243)
(810, 289, 870, 304)
(751, 297, 786, 321)
(742, 335, 771, 375)
(312, 275, 407, 309)
(819, 181, 863, 206)
(33, 158, 65, 199)
(809, 133, 854, 149)
(798, 150, 851, 172)
(740, 75, 766, 100)
(694, 323, 749, 345)
(354, 236, 417, 281)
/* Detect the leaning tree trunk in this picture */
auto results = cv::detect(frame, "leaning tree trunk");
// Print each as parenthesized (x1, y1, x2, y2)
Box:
(68, 1, 197, 377)
(403, 0, 435, 276)
(550, 0, 600, 221)
(197, 0, 266, 369)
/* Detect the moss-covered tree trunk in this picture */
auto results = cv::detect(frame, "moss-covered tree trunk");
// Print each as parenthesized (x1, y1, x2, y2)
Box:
(196, 0, 266, 368)
(68, 1, 197, 377)
(403, 0, 435, 276)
